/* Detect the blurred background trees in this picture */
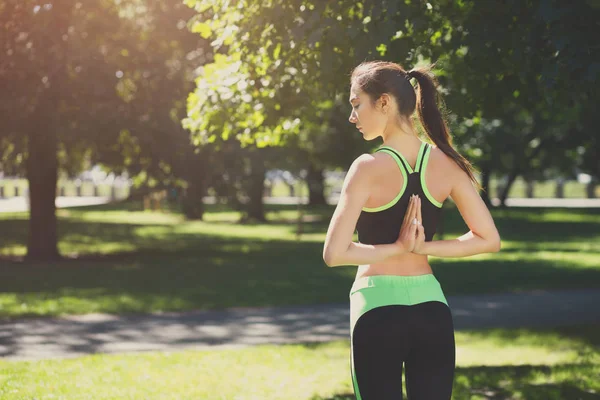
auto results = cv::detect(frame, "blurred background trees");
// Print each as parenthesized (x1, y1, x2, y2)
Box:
(1, 0, 598, 261)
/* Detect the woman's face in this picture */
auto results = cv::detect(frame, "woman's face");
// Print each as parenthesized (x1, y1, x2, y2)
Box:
(348, 84, 387, 141)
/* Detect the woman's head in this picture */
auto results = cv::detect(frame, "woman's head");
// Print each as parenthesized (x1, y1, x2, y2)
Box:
(349, 61, 416, 140)
(349, 60, 481, 190)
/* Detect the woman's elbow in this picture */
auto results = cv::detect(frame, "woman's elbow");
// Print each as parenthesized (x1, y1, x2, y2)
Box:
(323, 251, 346, 267)
(488, 234, 502, 253)
(323, 250, 336, 267)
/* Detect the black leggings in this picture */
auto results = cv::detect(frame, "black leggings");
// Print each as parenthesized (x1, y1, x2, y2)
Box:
(352, 302, 455, 399)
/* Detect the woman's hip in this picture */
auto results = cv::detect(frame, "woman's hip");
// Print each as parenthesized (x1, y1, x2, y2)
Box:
(349, 273, 449, 333)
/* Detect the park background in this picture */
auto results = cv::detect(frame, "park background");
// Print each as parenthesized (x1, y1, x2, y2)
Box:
(0, 0, 599, 399)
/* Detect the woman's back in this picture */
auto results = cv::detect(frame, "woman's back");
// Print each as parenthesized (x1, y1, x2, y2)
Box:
(355, 140, 457, 278)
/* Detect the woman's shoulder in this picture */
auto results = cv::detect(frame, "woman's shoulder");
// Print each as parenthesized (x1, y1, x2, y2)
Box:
(428, 144, 462, 176)
(350, 152, 391, 173)
(344, 152, 390, 186)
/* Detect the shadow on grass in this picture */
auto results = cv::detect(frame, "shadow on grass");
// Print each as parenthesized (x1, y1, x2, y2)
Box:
(2, 236, 600, 317)
(1, 202, 600, 320)
(439, 205, 600, 241)
(313, 363, 600, 400)
(1, 247, 600, 321)
(297, 203, 600, 242)
(3, 202, 599, 256)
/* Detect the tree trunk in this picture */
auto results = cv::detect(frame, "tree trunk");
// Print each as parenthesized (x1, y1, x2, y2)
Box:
(587, 180, 597, 198)
(24, 0, 70, 261)
(182, 181, 206, 220)
(26, 127, 60, 261)
(525, 178, 534, 198)
(307, 163, 326, 206)
(182, 151, 209, 220)
(555, 179, 564, 198)
(497, 119, 550, 207)
(499, 169, 520, 207)
(241, 149, 266, 223)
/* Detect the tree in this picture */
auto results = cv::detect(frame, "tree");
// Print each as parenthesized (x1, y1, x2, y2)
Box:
(183, 0, 456, 216)
(1, 1, 130, 260)
(184, 0, 599, 212)
(438, 0, 600, 205)
(0, 0, 207, 260)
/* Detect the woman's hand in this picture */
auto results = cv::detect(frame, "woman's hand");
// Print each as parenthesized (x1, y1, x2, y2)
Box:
(413, 195, 427, 254)
(395, 194, 419, 254)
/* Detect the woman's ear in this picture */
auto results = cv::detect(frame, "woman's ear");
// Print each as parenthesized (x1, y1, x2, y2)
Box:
(379, 94, 389, 114)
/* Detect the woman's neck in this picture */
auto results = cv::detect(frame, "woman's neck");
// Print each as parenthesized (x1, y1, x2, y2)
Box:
(382, 131, 422, 151)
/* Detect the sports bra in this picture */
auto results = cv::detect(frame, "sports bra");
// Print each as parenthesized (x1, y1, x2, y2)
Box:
(355, 141, 444, 245)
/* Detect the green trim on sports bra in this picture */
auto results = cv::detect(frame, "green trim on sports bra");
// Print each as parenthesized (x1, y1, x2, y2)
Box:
(414, 142, 426, 173)
(377, 141, 426, 174)
(361, 148, 408, 212)
(420, 144, 443, 208)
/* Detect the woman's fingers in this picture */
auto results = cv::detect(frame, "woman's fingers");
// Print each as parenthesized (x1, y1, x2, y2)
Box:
(417, 196, 422, 225)
(402, 195, 423, 229)
(415, 197, 426, 245)
(411, 211, 418, 234)
(410, 196, 421, 236)
(398, 195, 424, 252)
(403, 195, 415, 226)
(420, 223, 425, 238)
(411, 195, 419, 223)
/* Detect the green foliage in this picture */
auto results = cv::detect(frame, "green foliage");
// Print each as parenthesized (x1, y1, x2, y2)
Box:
(184, 0, 599, 188)
(0, 0, 206, 186)
(439, 0, 600, 182)
(183, 1, 449, 150)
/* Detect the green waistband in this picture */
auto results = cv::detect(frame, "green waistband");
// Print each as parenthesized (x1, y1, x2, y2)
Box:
(350, 273, 438, 293)
(349, 274, 448, 333)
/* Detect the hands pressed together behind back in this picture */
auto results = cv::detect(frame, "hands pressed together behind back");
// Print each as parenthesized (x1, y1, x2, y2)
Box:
(395, 194, 427, 255)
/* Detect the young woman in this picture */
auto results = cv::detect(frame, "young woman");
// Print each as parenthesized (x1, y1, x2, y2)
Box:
(322, 61, 501, 399)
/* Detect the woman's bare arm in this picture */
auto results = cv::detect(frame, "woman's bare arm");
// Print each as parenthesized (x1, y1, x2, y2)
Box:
(322, 155, 408, 267)
(415, 168, 501, 258)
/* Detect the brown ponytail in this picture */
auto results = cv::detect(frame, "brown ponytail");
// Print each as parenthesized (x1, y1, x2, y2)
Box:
(351, 61, 481, 191)
(408, 66, 481, 190)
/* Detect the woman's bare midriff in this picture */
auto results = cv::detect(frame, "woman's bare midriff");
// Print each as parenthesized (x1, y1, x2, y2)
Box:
(355, 251, 433, 280)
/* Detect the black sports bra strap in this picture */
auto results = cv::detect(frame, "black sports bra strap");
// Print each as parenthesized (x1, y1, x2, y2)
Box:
(417, 144, 429, 173)
(377, 147, 411, 173)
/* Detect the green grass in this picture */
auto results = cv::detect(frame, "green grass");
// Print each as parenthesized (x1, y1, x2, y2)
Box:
(0, 202, 599, 320)
(0, 324, 598, 399)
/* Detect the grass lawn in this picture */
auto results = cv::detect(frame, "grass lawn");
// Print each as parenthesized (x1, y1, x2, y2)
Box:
(0, 324, 598, 399)
(0, 201, 599, 320)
